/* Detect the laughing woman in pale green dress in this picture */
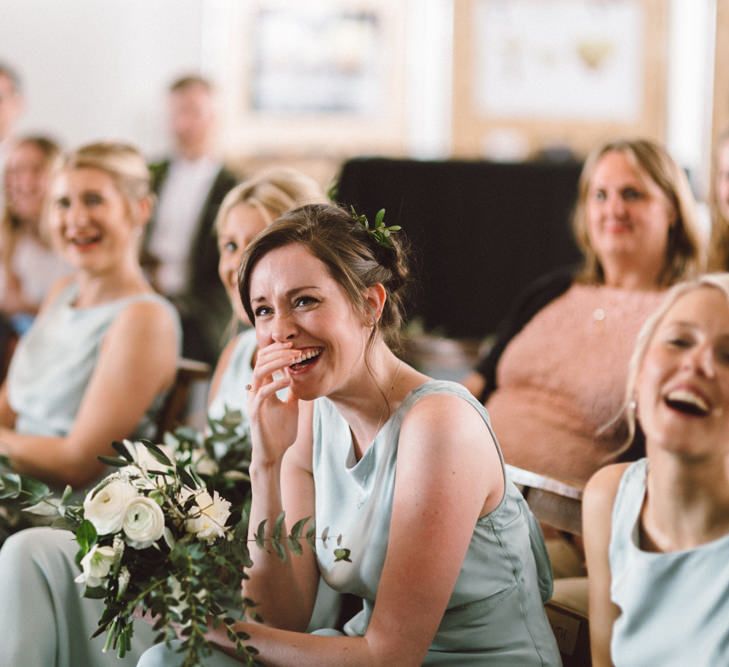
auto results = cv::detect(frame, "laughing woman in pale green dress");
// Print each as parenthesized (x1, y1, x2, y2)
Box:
(138, 204, 561, 666)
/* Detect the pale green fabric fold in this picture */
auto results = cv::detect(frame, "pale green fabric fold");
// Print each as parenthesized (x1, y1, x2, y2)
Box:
(0, 527, 157, 667)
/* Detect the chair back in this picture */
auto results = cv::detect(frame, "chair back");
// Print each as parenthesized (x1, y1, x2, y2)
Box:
(506, 464, 590, 666)
(154, 358, 211, 441)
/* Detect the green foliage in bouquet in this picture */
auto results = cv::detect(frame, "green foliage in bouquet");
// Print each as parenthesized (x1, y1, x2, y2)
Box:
(18, 428, 351, 667)
(164, 407, 252, 523)
(0, 455, 54, 541)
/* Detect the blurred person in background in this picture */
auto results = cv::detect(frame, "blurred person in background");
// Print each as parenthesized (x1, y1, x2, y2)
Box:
(0, 141, 180, 490)
(0, 63, 25, 206)
(142, 74, 237, 364)
(0, 135, 70, 336)
(462, 138, 704, 487)
(708, 128, 729, 271)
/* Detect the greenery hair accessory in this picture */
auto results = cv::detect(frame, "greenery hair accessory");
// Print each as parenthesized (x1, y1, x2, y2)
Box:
(350, 206, 401, 249)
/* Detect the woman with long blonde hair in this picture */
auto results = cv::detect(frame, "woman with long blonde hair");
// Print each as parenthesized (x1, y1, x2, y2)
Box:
(0, 141, 180, 488)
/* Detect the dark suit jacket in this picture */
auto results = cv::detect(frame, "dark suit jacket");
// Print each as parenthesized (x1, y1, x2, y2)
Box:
(145, 159, 238, 364)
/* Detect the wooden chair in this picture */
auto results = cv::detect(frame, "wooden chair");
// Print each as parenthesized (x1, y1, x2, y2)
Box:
(505, 464, 591, 667)
(154, 358, 212, 441)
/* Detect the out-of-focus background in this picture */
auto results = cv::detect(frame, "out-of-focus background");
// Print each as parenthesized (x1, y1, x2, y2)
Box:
(2, 0, 720, 188)
(1, 0, 724, 346)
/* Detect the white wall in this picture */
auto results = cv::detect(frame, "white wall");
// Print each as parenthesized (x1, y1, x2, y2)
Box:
(0, 0, 719, 183)
(0, 0, 206, 158)
(666, 0, 716, 198)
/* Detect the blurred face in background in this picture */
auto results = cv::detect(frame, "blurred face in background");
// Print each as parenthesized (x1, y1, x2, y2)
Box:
(586, 150, 674, 284)
(168, 83, 215, 160)
(218, 202, 269, 324)
(715, 138, 729, 222)
(4, 142, 52, 224)
(0, 73, 22, 142)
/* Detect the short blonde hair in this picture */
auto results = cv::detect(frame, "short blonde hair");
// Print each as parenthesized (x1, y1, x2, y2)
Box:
(62, 141, 152, 204)
(572, 138, 704, 286)
(214, 167, 326, 235)
(621, 273, 729, 443)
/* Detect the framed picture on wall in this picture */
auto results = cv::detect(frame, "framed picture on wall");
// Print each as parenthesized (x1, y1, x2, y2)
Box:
(452, 0, 668, 158)
(221, 0, 408, 156)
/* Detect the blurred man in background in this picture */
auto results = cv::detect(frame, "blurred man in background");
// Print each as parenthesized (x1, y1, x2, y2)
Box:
(143, 74, 237, 364)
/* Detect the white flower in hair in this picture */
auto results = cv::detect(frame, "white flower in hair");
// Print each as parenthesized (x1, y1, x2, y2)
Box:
(123, 496, 166, 549)
(84, 478, 139, 535)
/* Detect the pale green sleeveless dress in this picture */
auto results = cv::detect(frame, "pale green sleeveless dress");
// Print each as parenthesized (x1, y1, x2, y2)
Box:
(137, 380, 561, 666)
(0, 283, 181, 666)
(610, 459, 729, 666)
(8, 282, 181, 439)
(311, 380, 560, 665)
(206, 328, 257, 431)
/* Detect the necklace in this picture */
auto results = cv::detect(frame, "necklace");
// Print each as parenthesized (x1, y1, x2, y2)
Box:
(355, 360, 403, 507)
(593, 307, 606, 322)
(363, 360, 403, 451)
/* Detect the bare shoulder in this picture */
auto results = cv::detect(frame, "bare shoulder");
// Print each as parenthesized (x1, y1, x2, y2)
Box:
(583, 462, 630, 515)
(400, 390, 495, 456)
(402, 389, 488, 431)
(110, 296, 179, 342)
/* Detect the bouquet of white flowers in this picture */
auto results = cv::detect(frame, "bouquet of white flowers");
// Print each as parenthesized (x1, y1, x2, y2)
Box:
(164, 407, 252, 524)
(28, 438, 262, 666)
(16, 435, 350, 667)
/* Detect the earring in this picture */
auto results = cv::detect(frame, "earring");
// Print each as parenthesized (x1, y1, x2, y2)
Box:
(628, 398, 638, 414)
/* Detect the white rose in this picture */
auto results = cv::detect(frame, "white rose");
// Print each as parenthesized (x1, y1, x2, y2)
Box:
(74, 544, 119, 588)
(84, 479, 139, 535)
(123, 497, 165, 549)
(184, 489, 231, 543)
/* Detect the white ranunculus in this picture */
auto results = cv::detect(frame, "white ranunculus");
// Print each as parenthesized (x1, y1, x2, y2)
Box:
(184, 490, 231, 543)
(122, 496, 165, 549)
(84, 479, 139, 535)
(75, 544, 119, 588)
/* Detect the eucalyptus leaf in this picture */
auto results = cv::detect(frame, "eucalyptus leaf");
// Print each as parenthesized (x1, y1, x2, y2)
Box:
(23, 497, 61, 517)
(97, 455, 130, 468)
(254, 519, 267, 549)
(111, 440, 134, 462)
(141, 441, 174, 467)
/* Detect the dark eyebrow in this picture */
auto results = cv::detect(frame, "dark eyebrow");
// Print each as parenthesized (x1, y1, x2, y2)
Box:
(251, 285, 320, 304)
